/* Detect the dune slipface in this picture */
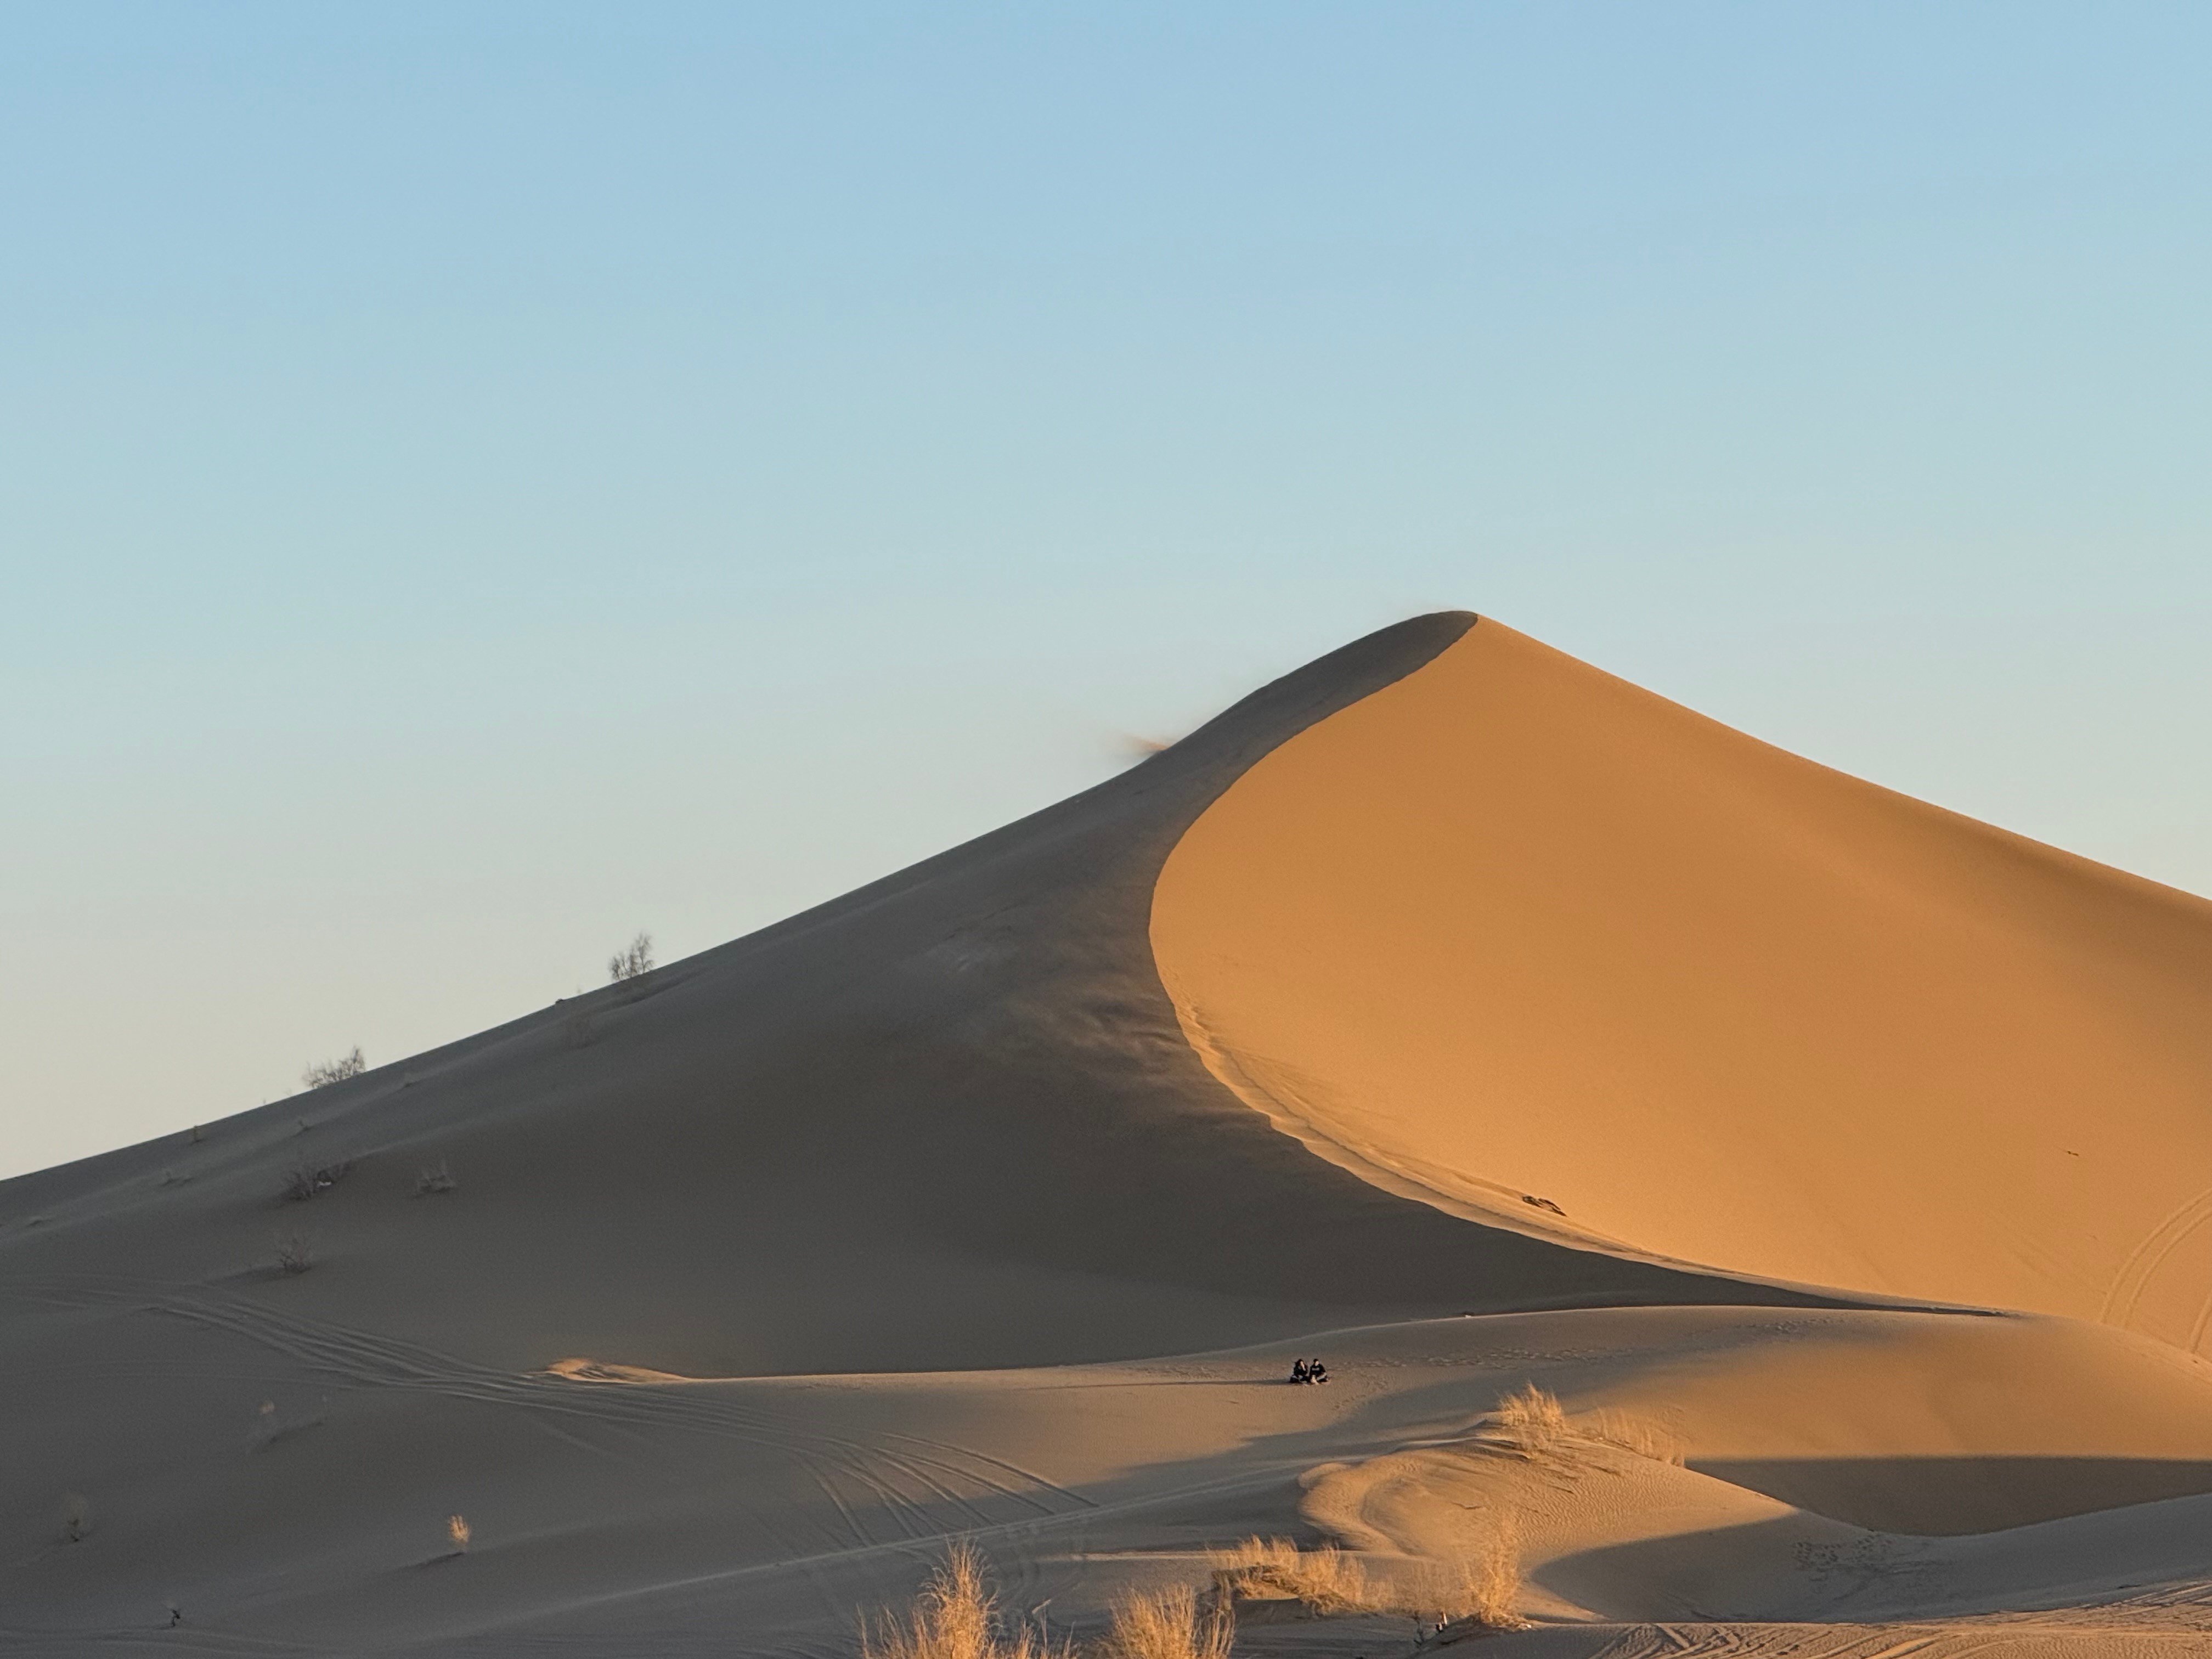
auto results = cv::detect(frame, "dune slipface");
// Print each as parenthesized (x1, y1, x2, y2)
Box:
(5, 612, 2211, 1656)
(1154, 617, 2212, 1348)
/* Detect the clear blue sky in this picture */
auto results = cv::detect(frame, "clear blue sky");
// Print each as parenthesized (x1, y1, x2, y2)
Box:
(4, 3, 2208, 1176)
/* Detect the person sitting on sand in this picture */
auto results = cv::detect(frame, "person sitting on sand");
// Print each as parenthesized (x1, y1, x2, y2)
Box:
(1288, 1359, 1310, 1384)
(1308, 1360, 1329, 1385)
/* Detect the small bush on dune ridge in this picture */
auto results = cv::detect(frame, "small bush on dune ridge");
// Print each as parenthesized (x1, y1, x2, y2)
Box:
(302, 1048, 365, 1090)
(1488, 1382, 1570, 1455)
(608, 932, 654, 983)
(1584, 1406, 1683, 1465)
(1484, 1384, 1681, 1467)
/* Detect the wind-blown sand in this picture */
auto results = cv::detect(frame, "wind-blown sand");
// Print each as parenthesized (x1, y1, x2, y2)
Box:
(3, 613, 2208, 1656)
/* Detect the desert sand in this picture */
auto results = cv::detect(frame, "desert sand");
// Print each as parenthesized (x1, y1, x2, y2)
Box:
(3, 612, 2208, 1656)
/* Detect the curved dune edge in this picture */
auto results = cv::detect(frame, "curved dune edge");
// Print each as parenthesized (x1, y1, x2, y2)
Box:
(1151, 617, 2212, 1346)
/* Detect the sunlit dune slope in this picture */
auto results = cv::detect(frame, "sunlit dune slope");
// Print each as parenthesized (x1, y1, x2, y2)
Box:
(1152, 618, 2212, 1347)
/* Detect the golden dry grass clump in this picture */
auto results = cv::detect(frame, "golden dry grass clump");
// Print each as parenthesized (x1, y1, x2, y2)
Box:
(1209, 1530, 1530, 1633)
(866, 1544, 1233, 1659)
(1413, 1516, 1530, 1633)
(1483, 1384, 1681, 1467)
(868, 1522, 1535, 1657)
(1094, 1585, 1233, 1659)
(1209, 1535, 1374, 1615)
(862, 1543, 1070, 1659)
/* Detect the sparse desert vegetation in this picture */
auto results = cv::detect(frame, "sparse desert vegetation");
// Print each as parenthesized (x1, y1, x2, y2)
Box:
(273, 1232, 313, 1275)
(865, 1529, 1528, 1658)
(608, 932, 654, 982)
(283, 1160, 353, 1202)
(861, 1542, 1069, 1659)
(302, 1048, 365, 1090)
(1095, 1585, 1233, 1659)
(1210, 1530, 1528, 1634)
(1479, 1383, 1682, 1468)
(1414, 1519, 1531, 1634)
(861, 1545, 1253, 1659)
(447, 1514, 471, 1554)
(415, 1159, 457, 1196)
(1209, 1535, 1374, 1615)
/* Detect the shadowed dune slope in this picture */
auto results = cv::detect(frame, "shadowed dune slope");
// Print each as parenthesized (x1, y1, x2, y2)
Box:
(1152, 618, 2212, 1348)
(0, 613, 1837, 1395)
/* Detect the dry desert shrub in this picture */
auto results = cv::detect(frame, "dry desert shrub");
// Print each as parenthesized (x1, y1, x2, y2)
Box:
(282, 1160, 353, 1202)
(415, 1159, 457, 1197)
(302, 1048, 365, 1090)
(862, 1542, 1070, 1659)
(1487, 1383, 1572, 1460)
(1414, 1515, 1530, 1633)
(1210, 1536, 1374, 1615)
(447, 1514, 471, 1554)
(1482, 1384, 1681, 1468)
(273, 1232, 313, 1275)
(1584, 1406, 1684, 1465)
(1096, 1584, 1233, 1659)
(1213, 1527, 1530, 1633)
(608, 932, 655, 983)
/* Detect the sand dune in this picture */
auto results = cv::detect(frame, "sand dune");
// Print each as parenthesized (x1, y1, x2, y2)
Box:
(4, 612, 2208, 1655)
(1154, 619, 2212, 1342)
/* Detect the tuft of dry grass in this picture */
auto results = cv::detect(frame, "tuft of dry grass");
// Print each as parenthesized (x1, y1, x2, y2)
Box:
(1584, 1407, 1684, 1465)
(447, 1514, 471, 1554)
(1487, 1383, 1572, 1460)
(1481, 1384, 1681, 1468)
(1096, 1585, 1233, 1659)
(273, 1232, 313, 1275)
(1414, 1515, 1530, 1633)
(1210, 1536, 1374, 1615)
(862, 1542, 1069, 1659)
(1213, 1525, 1532, 1634)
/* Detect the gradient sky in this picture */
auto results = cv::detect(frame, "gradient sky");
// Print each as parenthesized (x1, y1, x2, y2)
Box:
(4, 3, 2209, 1178)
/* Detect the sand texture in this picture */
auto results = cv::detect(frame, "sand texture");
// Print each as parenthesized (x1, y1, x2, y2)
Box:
(4, 613, 2209, 1655)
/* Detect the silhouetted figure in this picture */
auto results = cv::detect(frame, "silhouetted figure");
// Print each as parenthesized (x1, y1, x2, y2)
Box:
(1288, 1358, 1310, 1384)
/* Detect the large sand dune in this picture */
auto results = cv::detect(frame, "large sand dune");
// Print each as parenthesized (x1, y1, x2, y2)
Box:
(4, 612, 2209, 1655)
(1155, 619, 2212, 1344)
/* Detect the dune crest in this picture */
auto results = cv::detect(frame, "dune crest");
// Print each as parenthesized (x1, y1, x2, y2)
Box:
(1153, 618, 2212, 1346)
